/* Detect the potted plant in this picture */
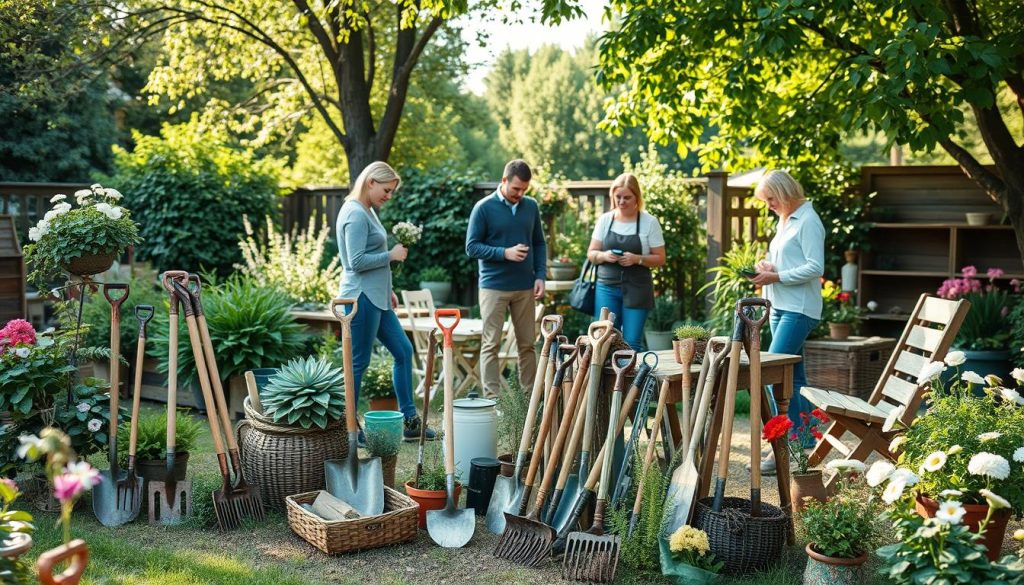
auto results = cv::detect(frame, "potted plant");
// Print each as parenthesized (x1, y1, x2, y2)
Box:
(894, 354, 1024, 560)
(404, 435, 460, 529)
(362, 355, 397, 411)
(661, 526, 724, 584)
(236, 356, 348, 509)
(673, 323, 710, 364)
(114, 410, 200, 483)
(495, 374, 531, 478)
(821, 280, 862, 340)
(763, 410, 832, 514)
(418, 266, 451, 304)
(800, 461, 880, 585)
(0, 476, 35, 584)
(548, 255, 578, 281)
(645, 295, 680, 351)
(936, 266, 1021, 381)
(0, 320, 75, 426)
(22, 184, 141, 287)
(364, 426, 401, 489)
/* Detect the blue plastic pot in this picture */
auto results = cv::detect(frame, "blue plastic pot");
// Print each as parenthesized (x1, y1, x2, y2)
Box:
(363, 410, 403, 449)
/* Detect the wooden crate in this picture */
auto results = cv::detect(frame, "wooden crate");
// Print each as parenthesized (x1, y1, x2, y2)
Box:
(0, 215, 25, 324)
(804, 336, 896, 400)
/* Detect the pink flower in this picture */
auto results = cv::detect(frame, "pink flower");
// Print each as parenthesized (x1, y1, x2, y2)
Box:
(64, 461, 100, 489)
(0, 319, 36, 351)
(0, 477, 18, 494)
(1011, 279, 1021, 293)
(987, 267, 1005, 279)
(962, 266, 977, 278)
(52, 474, 84, 504)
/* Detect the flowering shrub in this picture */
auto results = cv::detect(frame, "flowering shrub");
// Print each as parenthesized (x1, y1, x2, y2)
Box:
(668, 525, 723, 573)
(22, 184, 141, 288)
(236, 215, 341, 307)
(391, 221, 423, 247)
(0, 320, 74, 420)
(18, 428, 100, 544)
(763, 409, 829, 473)
(800, 462, 881, 559)
(937, 266, 1021, 350)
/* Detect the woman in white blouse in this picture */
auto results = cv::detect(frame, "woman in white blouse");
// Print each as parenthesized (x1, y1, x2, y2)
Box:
(748, 169, 825, 473)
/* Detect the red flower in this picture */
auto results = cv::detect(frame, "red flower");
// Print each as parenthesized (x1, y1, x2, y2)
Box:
(811, 429, 824, 440)
(837, 292, 851, 303)
(790, 432, 799, 441)
(762, 415, 793, 442)
(811, 408, 830, 423)
(800, 412, 810, 423)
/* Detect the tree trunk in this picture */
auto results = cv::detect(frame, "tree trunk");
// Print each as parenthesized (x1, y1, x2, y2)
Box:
(345, 140, 378, 185)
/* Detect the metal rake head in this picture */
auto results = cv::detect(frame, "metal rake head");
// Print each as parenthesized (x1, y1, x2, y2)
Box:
(147, 480, 193, 525)
(212, 487, 265, 531)
(492, 514, 555, 567)
(561, 532, 621, 583)
(116, 478, 141, 514)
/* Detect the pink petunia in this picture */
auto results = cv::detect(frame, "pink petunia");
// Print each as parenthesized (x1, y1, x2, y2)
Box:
(962, 265, 978, 278)
(987, 267, 1005, 279)
(52, 474, 84, 504)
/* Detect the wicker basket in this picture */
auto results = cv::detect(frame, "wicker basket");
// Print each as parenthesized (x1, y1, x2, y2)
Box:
(693, 497, 788, 575)
(286, 487, 418, 555)
(62, 251, 117, 277)
(804, 336, 895, 400)
(236, 397, 347, 510)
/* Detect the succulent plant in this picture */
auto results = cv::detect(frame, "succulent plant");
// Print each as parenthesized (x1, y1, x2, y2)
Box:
(261, 356, 345, 429)
(673, 323, 711, 341)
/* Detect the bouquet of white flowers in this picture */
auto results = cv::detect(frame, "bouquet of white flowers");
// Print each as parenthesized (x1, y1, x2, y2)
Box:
(390, 221, 422, 276)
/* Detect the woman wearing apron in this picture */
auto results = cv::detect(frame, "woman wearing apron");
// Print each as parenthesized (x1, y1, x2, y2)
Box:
(586, 173, 667, 351)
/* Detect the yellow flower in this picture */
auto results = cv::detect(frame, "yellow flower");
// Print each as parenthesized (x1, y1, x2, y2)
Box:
(669, 525, 710, 555)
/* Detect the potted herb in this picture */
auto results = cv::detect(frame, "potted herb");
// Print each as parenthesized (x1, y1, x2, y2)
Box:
(114, 410, 201, 482)
(495, 374, 532, 478)
(22, 184, 141, 287)
(364, 426, 401, 489)
(821, 280, 862, 339)
(548, 255, 578, 281)
(362, 356, 397, 411)
(800, 461, 880, 585)
(896, 355, 1024, 560)
(645, 295, 680, 351)
(404, 435, 460, 529)
(673, 323, 710, 364)
(418, 265, 451, 304)
(763, 410, 831, 514)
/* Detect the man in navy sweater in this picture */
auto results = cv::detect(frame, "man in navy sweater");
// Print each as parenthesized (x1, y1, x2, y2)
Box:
(466, 159, 547, 397)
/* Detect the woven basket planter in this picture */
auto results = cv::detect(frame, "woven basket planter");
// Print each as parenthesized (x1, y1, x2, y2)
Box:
(62, 251, 118, 277)
(693, 497, 788, 575)
(286, 487, 418, 555)
(236, 398, 347, 510)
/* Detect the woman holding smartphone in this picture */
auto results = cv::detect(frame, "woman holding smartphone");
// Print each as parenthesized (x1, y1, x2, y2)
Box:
(747, 169, 825, 474)
(586, 172, 666, 351)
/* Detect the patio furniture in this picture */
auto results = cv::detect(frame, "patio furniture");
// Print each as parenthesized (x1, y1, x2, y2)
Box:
(801, 293, 970, 488)
(402, 289, 437, 396)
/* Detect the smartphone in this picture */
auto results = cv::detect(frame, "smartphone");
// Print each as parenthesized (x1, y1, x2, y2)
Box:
(739, 268, 758, 278)
(611, 249, 625, 256)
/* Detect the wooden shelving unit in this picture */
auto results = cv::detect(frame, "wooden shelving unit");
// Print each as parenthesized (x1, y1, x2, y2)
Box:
(856, 166, 1023, 337)
(0, 215, 26, 324)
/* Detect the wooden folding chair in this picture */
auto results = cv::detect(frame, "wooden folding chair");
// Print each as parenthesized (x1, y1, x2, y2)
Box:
(402, 289, 437, 397)
(496, 303, 545, 392)
(801, 294, 970, 487)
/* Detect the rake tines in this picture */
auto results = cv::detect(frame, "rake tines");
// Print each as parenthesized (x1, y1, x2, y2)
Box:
(213, 488, 265, 531)
(561, 532, 621, 583)
(493, 514, 555, 567)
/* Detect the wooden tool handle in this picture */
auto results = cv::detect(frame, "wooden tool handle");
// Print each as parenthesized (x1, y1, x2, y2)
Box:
(521, 367, 564, 492)
(518, 340, 551, 461)
(717, 341, 742, 484)
(631, 404, 663, 518)
(195, 311, 238, 451)
(583, 370, 644, 489)
(183, 313, 226, 457)
(244, 371, 263, 414)
(105, 283, 128, 459)
(127, 314, 149, 463)
(329, 297, 358, 323)
(677, 338, 697, 464)
(530, 360, 588, 514)
(329, 298, 359, 433)
(166, 309, 178, 451)
(434, 308, 461, 348)
(442, 345, 456, 476)
(596, 386, 623, 502)
(415, 330, 439, 487)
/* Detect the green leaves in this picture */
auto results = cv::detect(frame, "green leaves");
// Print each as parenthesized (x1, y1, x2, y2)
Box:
(260, 356, 346, 430)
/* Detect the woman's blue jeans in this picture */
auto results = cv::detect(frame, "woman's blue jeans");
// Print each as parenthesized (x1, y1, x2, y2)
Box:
(766, 308, 819, 446)
(594, 283, 650, 352)
(346, 293, 416, 419)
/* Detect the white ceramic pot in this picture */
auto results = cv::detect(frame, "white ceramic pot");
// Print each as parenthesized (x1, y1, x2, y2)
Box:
(447, 392, 497, 484)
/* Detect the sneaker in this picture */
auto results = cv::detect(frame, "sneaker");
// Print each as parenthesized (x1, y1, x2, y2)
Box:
(403, 415, 437, 442)
(760, 454, 777, 476)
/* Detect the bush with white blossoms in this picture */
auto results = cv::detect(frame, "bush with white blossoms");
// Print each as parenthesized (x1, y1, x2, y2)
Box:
(897, 356, 1024, 514)
(23, 183, 141, 288)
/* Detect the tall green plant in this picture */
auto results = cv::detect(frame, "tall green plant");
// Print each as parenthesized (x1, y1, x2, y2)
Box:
(609, 448, 670, 576)
(236, 215, 341, 307)
(700, 240, 767, 334)
(149, 275, 307, 388)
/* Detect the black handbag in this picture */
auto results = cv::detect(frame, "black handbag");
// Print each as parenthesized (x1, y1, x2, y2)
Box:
(568, 259, 598, 314)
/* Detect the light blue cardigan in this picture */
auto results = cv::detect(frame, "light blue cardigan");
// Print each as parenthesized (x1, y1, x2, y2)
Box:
(336, 199, 392, 311)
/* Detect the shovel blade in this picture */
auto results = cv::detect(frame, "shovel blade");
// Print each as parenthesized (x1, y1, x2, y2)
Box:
(427, 507, 475, 548)
(325, 456, 384, 517)
(663, 462, 699, 535)
(92, 469, 141, 527)
(484, 475, 523, 534)
(562, 532, 621, 583)
(549, 473, 580, 535)
(493, 513, 555, 566)
(147, 479, 193, 525)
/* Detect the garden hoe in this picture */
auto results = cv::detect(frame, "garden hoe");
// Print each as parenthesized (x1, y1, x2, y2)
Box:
(711, 307, 745, 513)
(427, 309, 476, 548)
(93, 282, 138, 527)
(661, 336, 729, 536)
(413, 329, 439, 488)
(494, 342, 588, 566)
(561, 350, 628, 583)
(609, 351, 659, 510)
(739, 298, 771, 517)
(324, 297, 384, 517)
(486, 314, 563, 534)
(148, 272, 193, 525)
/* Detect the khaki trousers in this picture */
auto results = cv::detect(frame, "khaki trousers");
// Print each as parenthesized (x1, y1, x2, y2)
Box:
(479, 288, 537, 397)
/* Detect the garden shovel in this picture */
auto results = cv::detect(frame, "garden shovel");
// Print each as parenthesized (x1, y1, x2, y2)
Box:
(148, 271, 193, 525)
(120, 304, 153, 522)
(486, 314, 562, 534)
(739, 298, 771, 516)
(324, 297, 384, 517)
(427, 309, 475, 548)
(93, 282, 136, 527)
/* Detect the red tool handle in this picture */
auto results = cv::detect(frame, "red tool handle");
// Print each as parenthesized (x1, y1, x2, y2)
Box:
(102, 282, 129, 307)
(434, 308, 461, 348)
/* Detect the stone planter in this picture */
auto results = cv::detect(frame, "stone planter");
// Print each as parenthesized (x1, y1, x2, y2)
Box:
(790, 470, 829, 515)
(405, 480, 461, 529)
(0, 532, 33, 584)
(828, 323, 851, 340)
(915, 494, 1011, 561)
(548, 261, 578, 281)
(803, 544, 868, 585)
(645, 330, 674, 351)
(420, 280, 451, 304)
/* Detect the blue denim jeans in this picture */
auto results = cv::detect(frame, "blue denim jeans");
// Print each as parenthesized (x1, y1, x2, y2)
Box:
(766, 308, 819, 445)
(346, 293, 416, 419)
(594, 283, 650, 352)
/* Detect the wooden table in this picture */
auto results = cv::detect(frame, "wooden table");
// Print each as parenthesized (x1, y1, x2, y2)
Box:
(651, 348, 801, 542)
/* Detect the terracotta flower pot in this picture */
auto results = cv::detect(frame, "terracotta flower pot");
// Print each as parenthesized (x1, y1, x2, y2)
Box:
(828, 323, 851, 340)
(369, 396, 399, 412)
(803, 543, 868, 585)
(790, 470, 829, 515)
(915, 494, 1011, 561)
(497, 452, 531, 479)
(405, 480, 461, 529)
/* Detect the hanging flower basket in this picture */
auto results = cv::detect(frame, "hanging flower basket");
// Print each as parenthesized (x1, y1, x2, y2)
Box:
(61, 251, 118, 278)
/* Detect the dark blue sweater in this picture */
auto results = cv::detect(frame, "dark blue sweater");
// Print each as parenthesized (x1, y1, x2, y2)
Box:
(465, 191, 547, 291)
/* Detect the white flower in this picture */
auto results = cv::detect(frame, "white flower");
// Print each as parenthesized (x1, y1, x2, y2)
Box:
(979, 489, 1011, 510)
(53, 202, 71, 214)
(967, 452, 1010, 480)
(999, 387, 1023, 405)
(76, 402, 91, 413)
(103, 187, 122, 200)
(889, 436, 907, 453)
(866, 300, 878, 312)
(934, 500, 966, 525)
(866, 460, 895, 487)
(50, 194, 66, 203)
(962, 371, 985, 385)
(882, 478, 907, 504)
(104, 206, 123, 220)
(14, 347, 29, 359)
(28, 227, 42, 242)
(948, 445, 963, 455)
(978, 431, 1002, 442)
(985, 374, 1003, 387)
(921, 451, 947, 472)
(1012, 368, 1024, 385)
(86, 419, 102, 433)
(43, 209, 59, 221)
(826, 459, 866, 473)
(918, 361, 947, 384)
(94, 202, 112, 215)
(64, 461, 100, 489)
(943, 351, 966, 367)
(1013, 447, 1024, 463)
(74, 188, 90, 197)
(90, 183, 102, 190)
(939, 489, 963, 497)
(891, 467, 920, 486)
(882, 405, 905, 432)
(16, 435, 44, 460)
